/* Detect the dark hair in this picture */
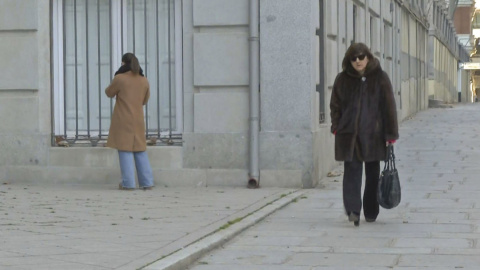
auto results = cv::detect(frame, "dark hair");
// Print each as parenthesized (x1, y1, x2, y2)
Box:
(121, 53, 141, 75)
(341, 43, 374, 72)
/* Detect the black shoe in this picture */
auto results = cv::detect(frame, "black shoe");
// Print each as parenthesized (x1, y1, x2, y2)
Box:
(365, 217, 376, 222)
(348, 212, 360, 226)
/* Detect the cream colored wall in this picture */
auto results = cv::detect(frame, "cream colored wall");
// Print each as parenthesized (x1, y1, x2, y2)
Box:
(399, 10, 429, 120)
(430, 39, 459, 103)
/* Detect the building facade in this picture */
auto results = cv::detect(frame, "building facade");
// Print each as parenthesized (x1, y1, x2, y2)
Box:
(0, 0, 470, 188)
(454, 0, 475, 51)
(452, 0, 475, 102)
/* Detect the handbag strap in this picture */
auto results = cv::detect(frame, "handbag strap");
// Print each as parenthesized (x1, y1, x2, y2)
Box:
(383, 145, 390, 171)
(384, 144, 396, 171)
(390, 144, 396, 170)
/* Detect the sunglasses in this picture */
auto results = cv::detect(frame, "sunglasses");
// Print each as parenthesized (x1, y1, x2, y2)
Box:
(350, 54, 366, 62)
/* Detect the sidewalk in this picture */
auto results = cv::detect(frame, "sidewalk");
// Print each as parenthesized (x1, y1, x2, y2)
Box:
(3, 104, 480, 270)
(0, 184, 302, 270)
(186, 104, 480, 269)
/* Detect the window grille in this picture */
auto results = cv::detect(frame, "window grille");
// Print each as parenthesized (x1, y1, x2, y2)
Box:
(52, 0, 182, 146)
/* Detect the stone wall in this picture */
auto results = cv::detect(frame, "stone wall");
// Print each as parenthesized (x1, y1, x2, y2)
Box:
(0, 0, 51, 183)
(2, 0, 471, 188)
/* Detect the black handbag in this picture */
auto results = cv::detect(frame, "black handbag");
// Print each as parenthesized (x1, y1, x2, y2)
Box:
(377, 144, 401, 209)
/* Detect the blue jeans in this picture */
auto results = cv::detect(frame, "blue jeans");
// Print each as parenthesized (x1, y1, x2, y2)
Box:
(118, 150, 154, 189)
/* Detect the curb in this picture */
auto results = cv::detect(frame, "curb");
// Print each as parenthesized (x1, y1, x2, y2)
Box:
(142, 190, 307, 270)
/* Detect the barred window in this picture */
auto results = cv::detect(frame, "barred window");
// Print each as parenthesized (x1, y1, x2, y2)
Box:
(52, 0, 182, 146)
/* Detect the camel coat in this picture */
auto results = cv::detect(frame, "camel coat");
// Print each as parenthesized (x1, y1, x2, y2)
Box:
(105, 71, 150, 152)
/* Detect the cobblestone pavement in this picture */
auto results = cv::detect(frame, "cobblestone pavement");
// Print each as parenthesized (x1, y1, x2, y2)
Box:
(188, 104, 480, 269)
(0, 184, 296, 270)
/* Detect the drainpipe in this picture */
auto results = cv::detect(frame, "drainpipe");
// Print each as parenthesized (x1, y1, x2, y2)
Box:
(248, 0, 260, 188)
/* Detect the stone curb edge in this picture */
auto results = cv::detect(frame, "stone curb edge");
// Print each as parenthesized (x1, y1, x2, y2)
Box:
(142, 190, 308, 270)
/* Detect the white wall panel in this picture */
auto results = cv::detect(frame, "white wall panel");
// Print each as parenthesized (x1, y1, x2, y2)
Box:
(193, 33, 249, 86)
(194, 92, 248, 133)
(0, 33, 38, 89)
(193, 0, 248, 26)
(0, 0, 37, 30)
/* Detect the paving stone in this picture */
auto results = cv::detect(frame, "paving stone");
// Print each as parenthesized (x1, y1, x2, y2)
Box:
(286, 253, 398, 267)
(302, 236, 392, 248)
(397, 254, 479, 267)
(191, 265, 306, 270)
(199, 248, 293, 265)
(394, 238, 473, 248)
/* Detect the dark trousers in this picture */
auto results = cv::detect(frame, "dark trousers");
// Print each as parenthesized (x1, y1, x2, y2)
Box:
(343, 152, 380, 219)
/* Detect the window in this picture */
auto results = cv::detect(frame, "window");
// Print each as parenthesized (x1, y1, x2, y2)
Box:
(384, 24, 393, 78)
(370, 16, 379, 55)
(52, 0, 182, 145)
(370, 16, 373, 48)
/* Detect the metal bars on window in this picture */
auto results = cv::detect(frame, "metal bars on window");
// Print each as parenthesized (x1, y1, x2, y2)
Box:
(124, 0, 177, 143)
(52, 0, 180, 146)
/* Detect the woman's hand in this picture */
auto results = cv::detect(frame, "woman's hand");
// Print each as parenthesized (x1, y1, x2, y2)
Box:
(386, 139, 396, 145)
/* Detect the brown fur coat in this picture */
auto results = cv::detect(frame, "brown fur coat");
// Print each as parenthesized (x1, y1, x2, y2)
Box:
(330, 58, 399, 162)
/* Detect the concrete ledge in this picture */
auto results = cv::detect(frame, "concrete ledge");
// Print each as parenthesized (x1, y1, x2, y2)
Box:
(0, 166, 5, 183)
(149, 147, 183, 169)
(183, 132, 248, 169)
(154, 169, 248, 188)
(428, 99, 454, 108)
(153, 169, 208, 187)
(142, 190, 306, 270)
(6, 166, 120, 185)
(206, 169, 248, 187)
(6, 166, 304, 188)
(8, 167, 208, 187)
(259, 169, 303, 188)
(49, 146, 182, 168)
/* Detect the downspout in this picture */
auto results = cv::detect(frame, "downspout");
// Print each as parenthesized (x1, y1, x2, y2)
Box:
(50, 0, 55, 147)
(248, 0, 260, 188)
(458, 63, 462, 102)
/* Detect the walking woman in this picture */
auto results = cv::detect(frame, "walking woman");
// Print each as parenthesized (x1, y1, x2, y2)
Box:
(106, 53, 154, 190)
(330, 43, 399, 226)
